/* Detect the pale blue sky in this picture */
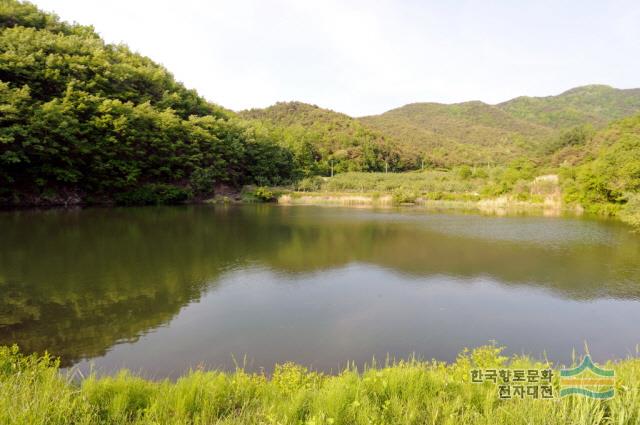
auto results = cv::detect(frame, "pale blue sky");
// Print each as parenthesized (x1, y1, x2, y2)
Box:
(31, 0, 640, 116)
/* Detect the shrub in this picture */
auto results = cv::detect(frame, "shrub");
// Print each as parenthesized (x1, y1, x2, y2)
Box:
(512, 180, 532, 201)
(620, 193, 640, 229)
(296, 176, 324, 192)
(189, 168, 217, 195)
(392, 189, 417, 204)
(114, 184, 192, 206)
(242, 186, 277, 202)
(457, 165, 473, 180)
(473, 167, 488, 179)
(254, 186, 276, 202)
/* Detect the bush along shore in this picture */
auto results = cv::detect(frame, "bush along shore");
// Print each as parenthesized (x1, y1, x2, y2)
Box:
(217, 168, 637, 228)
(272, 168, 640, 229)
(2, 344, 640, 425)
(271, 170, 572, 218)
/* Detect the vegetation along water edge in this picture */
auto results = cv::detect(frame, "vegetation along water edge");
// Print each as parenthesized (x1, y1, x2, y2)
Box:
(2, 344, 640, 425)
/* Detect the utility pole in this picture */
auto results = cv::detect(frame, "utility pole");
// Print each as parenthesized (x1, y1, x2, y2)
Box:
(330, 160, 334, 177)
(385, 160, 388, 174)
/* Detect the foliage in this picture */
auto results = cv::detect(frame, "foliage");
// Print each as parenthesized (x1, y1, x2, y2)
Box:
(189, 167, 218, 195)
(241, 185, 278, 202)
(555, 125, 594, 149)
(360, 85, 640, 168)
(545, 125, 596, 166)
(620, 194, 640, 229)
(360, 101, 553, 167)
(253, 186, 276, 202)
(562, 114, 640, 217)
(0, 0, 294, 205)
(311, 167, 545, 200)
(479, 159, 537, 197)
(319, 171, 477, 193)
(296, 176, 325, 192)
(457, 165, 473, 180)
(2, 344, 640, 424)
(114, 184, 192, 206)
(500, 85, 640, 129)
(240, 102, 408, 174)
(238, 88, 640, 187)
(391, 188, 418, 204)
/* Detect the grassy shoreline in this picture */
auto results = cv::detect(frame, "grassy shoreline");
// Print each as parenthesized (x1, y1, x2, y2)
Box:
(262, 170, 636, 227)
(3, 168, 638, 229)
(3, 345, 640, 424)
(276, 190, 571, 216)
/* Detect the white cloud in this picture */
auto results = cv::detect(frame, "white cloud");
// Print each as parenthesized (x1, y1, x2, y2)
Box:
(29, 0, 640, 116)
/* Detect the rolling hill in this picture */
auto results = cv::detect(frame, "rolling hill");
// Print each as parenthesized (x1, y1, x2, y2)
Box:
(359, 85, 640, 167)
(359, 101, 553, 167)
(498, 84, 640, 129)
(240, 102, 407, 173)
(243, 86, 640, 169)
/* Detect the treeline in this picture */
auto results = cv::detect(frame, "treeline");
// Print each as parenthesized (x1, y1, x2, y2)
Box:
(560, 114, 640, 226)
(241, 102, 415, 175)
(0, 0, 296, 205)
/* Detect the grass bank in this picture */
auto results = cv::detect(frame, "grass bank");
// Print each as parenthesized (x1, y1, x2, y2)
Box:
(277, 171, 567, 216)
(277, 191, 565, 216)
(2, 345, 640, 424)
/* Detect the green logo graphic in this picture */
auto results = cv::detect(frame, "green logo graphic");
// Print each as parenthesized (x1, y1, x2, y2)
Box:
(559, 355, 615, 399)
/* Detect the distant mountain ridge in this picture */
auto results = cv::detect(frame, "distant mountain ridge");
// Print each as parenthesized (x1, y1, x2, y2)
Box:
(243, 85, 640, 167)
(497, 84, 640, 128)
(361, 84, 640, 166)
(360, 100, 553, 166)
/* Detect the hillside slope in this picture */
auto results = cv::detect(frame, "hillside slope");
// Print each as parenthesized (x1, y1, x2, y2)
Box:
(360, 85, 640, 167)
(360, 101, 553, 167)
(0, 0, 295, 205)
(245, 86, 640, 170)
(240, 102, 410, 173)
(498, 84, 640, 129)
(562, 112, 640, 223)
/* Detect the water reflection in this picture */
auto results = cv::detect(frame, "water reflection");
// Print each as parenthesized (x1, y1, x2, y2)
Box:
(0, 205, 639, 372)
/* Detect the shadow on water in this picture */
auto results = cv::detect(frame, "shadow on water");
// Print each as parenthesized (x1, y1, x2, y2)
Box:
(0, 204, 639, 373)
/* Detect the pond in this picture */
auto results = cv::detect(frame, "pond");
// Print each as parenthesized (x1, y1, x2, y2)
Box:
(1, 205, 639, 377)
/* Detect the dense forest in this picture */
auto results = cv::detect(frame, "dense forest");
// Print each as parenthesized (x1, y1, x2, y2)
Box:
(0, 0, 296, 206)
(240, 102, 407, 175)
(561, 113, 640, 224)
(1, 0, 639, 226)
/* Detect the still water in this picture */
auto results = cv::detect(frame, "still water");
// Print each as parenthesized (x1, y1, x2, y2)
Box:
(1, 205, 639, 377)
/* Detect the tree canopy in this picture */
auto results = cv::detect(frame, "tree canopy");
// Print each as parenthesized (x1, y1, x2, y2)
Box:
(0, 0, 294, 205)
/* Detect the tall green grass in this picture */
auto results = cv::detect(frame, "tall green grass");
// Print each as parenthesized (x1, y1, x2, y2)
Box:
(300, 171, 483, 194)
(2, 345, 639, 424)
(295, 165, 546, 199)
